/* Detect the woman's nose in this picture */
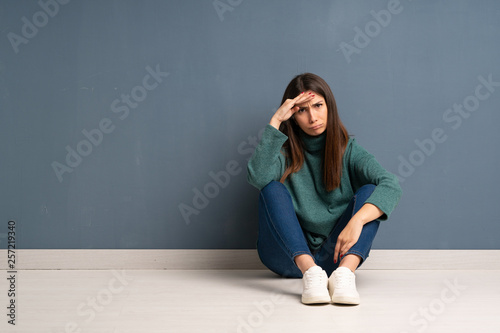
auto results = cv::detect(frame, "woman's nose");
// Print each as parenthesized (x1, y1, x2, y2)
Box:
(309, 111, 317, 123)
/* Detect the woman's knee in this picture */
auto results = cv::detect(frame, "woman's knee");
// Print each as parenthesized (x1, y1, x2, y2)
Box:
(261, 180, 287, 195)
(259, 181, 291, 204)
(355, 184, 376, 203)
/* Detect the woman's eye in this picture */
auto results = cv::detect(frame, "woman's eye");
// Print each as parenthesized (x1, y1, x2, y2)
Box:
(315, 103, 322, 108)
(298, 108, 306, 113)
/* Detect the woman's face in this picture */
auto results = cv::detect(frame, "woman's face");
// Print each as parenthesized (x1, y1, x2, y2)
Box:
(293, 91, 328, 136)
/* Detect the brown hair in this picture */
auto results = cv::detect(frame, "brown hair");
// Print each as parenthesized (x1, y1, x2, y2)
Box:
(279, 73, 349, 191)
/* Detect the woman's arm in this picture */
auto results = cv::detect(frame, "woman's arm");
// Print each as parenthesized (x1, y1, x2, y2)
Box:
(246, 125, 288, 189)
(247, 92, 315, 190)
(349, 139, 402, 221)
(334, 139, 402, 263)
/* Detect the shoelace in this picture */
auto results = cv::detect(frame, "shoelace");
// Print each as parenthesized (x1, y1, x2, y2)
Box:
(334, 271, 354, 290)
(305, 269, 325, 288)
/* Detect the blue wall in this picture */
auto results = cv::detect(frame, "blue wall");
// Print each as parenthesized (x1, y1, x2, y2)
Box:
(1, 0, 499, 249)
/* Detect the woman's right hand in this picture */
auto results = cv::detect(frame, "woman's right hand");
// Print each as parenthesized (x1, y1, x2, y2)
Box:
(269, 92, 315, 129)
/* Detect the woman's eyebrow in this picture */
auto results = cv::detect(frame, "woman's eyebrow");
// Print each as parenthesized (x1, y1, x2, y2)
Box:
(297, 99, 323, 108)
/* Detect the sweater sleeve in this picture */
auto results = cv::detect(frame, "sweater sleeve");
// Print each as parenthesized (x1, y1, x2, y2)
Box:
(348, 139, 402, 221)
(247, 125, 288, 190)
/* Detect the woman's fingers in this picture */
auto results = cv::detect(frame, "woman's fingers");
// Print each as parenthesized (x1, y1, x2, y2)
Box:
(272, 92, 315, 124)
(285, 92, 315, 115)
(340, 242, 353, 257)
(334, 238, 347, 263)
(334, 236, 356, 262)
(293, 92, 315, 105)
(334, 221, 363, 263)
(285, 92, 314, 109)
(334, 242, 341, 264)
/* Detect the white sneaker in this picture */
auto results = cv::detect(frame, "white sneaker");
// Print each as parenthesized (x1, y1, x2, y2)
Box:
(328, 267, 360, 305)
(301, 266, 331, 304)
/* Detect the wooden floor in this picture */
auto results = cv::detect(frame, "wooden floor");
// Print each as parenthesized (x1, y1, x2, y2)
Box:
(1, 269, 499, 332)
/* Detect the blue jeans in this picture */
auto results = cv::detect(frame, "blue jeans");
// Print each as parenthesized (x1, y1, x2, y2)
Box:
(257, 181, 380, 278)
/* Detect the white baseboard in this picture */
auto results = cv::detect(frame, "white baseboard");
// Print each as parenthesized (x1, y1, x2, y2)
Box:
(1, 249, 499, 270)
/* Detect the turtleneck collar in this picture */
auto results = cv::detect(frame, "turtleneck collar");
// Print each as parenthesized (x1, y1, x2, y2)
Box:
(299, 129, 326, 153)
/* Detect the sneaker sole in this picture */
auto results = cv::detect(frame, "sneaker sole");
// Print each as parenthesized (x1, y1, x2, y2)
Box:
(331, 294, 360, 305)
(328, 281, 360, 305)
(301, 294, 331, 305)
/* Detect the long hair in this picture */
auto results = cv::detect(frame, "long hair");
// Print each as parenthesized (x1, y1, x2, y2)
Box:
(279, 73, 349, 191)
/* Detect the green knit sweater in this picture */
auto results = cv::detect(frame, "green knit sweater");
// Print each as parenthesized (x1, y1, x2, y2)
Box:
(247, 125, 402, 251)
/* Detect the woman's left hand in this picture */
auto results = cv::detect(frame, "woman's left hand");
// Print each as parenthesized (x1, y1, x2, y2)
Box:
(333, 219, 363, 263)
(333, 203, 384, 263)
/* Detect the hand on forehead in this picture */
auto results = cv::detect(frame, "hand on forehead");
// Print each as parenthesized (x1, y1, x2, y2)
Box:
(296, 91, 323, 108)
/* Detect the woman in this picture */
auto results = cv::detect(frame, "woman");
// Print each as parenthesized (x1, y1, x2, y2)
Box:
(247, 73, 402, 305)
